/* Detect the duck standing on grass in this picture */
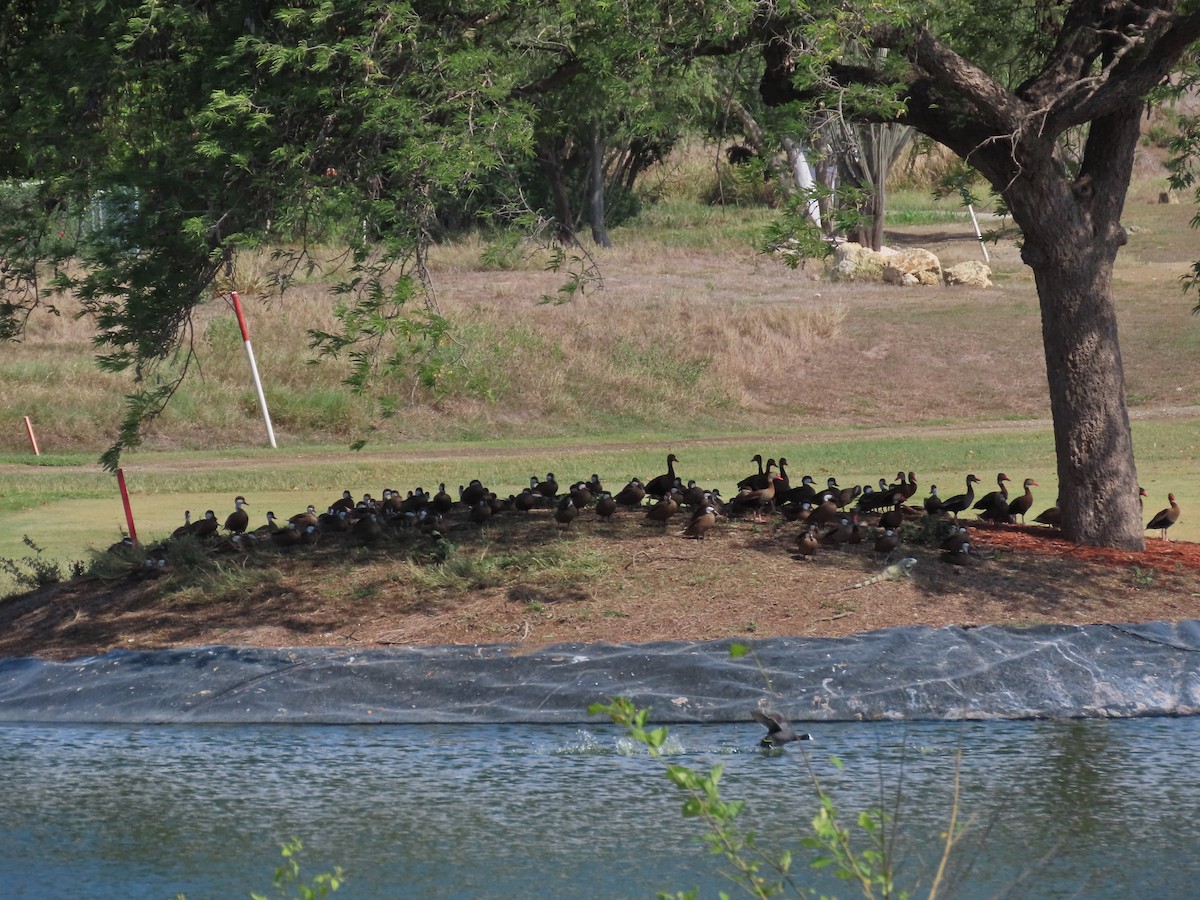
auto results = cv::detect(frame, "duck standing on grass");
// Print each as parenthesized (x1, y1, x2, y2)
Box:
(1146, 493, 1180, 541)
(224, 496, 250, 534)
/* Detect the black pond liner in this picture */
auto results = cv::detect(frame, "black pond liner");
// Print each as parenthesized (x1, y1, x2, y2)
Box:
(1, 621, 1199, 725)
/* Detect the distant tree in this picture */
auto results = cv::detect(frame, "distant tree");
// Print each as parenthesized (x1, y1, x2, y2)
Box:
(3, 0, 1200, 553)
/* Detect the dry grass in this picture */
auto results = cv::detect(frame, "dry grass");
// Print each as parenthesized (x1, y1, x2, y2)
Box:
(3, 164, 1198, 457)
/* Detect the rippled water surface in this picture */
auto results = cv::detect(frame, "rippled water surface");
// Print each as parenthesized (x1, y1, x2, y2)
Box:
(4, 717, 1199, 898)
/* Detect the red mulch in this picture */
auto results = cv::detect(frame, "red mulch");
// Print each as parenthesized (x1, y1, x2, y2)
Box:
(972, 522, 1200, 572)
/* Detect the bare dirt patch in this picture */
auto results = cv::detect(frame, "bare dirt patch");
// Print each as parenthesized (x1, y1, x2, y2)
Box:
(3, 508, 1197, 662)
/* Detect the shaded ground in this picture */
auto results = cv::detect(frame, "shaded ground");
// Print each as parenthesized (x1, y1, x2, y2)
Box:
(3, 506, 1198, 662)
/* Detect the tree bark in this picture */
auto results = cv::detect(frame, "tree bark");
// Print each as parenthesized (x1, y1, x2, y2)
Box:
(537, 137, 577, 246)
(1002, 105, 1146, 550)
(589, 123, 612, 248)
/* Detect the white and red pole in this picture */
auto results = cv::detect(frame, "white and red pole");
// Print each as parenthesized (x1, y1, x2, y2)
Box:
(229, 290, 277, 449)
(22, 416, 40, 456)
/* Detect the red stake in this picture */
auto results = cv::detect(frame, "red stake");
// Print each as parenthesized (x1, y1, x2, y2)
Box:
(116, 467, 138, 546)
(23, 415, 40, 456)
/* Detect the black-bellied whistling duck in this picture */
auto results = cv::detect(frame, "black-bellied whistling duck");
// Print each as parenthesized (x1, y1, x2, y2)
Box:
(923, 486, 943, 516)
(555, 495, 579, 528)
(940, 475, 981, 521)
(742, 459, 780, 493)
(736, 454, 766, 491)
(381, 490, 403, 516)
(1007, 479, 1039, 524)
(1146, 493, 1180, 541)
(224, 496, 250, 534)
(750, 708, 811, 747)
(730, 474, 782, 522)
(940, 541, 977, 566)
(973, 474, 1010, 519)
(615, 477, 646, 507)
(775, 458, 790, 492)
(644, 454, 679, 500)
(900, 472, 918, 502)
(680, 505, 718, 540)
(1138, 486, 1148, 510)
(1034, 501, 1061, 528)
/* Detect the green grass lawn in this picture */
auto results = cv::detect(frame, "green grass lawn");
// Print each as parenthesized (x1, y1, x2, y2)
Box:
(3, 417, 1195, 594)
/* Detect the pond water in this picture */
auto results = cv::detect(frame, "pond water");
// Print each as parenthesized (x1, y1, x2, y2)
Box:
(3, 716, 1199, 899)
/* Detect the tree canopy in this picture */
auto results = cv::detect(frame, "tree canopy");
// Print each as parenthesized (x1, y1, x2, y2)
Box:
(2, 0, 1199, 548)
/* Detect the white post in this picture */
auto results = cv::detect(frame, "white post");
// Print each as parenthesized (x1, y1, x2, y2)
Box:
(230, 291, 277, 449)
(967, 203, 990, 263)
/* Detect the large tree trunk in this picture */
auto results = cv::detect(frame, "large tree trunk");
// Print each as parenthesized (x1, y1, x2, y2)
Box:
(588, 123, 612, 248)
(1004, 107, 1145, 550)
(538, 137, 577, 246)
(1023, 227, 1143, 549)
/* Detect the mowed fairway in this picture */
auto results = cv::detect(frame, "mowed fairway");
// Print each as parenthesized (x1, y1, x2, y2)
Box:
(2, 416, 1196, 590)
(2, 183, 1199, 591)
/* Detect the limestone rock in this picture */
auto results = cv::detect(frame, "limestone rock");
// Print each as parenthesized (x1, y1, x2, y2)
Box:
(944, 261, 993, 287)
(882, 248, 943, 287)
(830, 241, 888, 282)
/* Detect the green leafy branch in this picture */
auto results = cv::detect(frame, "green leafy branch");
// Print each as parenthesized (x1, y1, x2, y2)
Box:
(590, 691, 966, 900)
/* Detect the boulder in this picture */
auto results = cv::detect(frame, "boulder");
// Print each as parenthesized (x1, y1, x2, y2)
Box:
(944, 260, 993, 287)
(829, 241, 888, 282)
(882, 248, 943, 286)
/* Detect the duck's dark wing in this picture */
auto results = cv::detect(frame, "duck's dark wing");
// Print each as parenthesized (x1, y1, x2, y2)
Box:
(750, 707, 787, 736)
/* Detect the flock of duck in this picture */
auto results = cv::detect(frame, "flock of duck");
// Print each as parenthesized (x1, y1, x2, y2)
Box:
(128, 453, 1182, 576)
